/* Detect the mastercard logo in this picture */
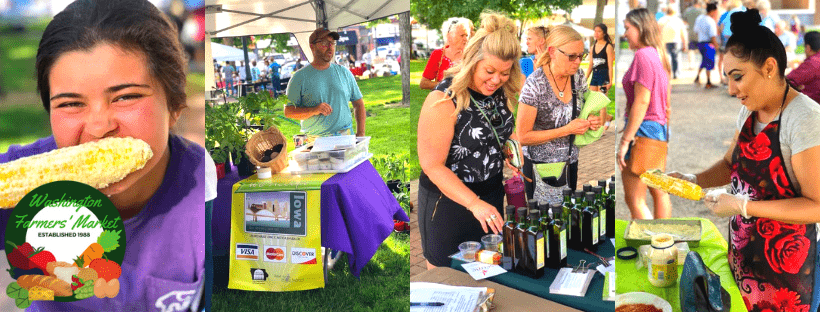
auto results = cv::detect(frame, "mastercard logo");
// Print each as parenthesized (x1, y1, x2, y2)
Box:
(266, 248, 285, 261)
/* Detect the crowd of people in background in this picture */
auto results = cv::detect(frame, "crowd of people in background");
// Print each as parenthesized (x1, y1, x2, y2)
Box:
(212, 57, 297, 98)
(657, 0, 811, 91)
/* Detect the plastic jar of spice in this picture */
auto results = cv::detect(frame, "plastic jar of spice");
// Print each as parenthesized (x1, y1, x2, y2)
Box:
(647, 233, 678, 287)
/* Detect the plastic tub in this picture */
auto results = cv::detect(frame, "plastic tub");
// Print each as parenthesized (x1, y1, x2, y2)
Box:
(458, 241, 482, 261)
(481, 234, 502, 253)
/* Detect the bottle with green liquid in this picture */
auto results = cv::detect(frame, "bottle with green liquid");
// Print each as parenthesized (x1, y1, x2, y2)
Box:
(582, 192, 600, 251)
(514, 207, 528, 272)
(523, 209, 545, 279)
(570, 191, 585, 248)
(593, 185, 607, 242)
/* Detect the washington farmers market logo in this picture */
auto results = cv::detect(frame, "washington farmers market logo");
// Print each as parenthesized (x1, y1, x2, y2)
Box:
(4, 181, 125, 309)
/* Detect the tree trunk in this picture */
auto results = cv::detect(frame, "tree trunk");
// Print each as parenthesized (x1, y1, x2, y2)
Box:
(400, 12, 412, 106)
(816, 0, 820, 26)
(594, 0, 607, 26)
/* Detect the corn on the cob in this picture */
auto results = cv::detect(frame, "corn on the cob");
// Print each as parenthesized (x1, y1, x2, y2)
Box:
(0, 137, 153, 208)
(640, 169, 704, 201)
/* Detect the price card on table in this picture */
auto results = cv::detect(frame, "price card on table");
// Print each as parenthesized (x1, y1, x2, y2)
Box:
(461, 262, 506, 280)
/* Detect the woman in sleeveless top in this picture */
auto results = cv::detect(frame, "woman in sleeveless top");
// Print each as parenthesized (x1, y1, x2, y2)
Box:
(585, 24, 614, 93)
(417, 12, 523, 269)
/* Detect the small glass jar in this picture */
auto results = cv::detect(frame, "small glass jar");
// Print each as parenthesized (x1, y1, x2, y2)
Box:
(647, 233, 678, 287)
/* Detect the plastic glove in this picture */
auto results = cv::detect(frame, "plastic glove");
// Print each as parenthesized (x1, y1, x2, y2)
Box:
(667, 171, 697, 185)
(704, 189, 749, 218)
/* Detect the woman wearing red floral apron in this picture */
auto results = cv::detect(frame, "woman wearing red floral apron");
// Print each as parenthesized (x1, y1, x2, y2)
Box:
(668, 9, 820, 312)
(727, 84, 817, 311)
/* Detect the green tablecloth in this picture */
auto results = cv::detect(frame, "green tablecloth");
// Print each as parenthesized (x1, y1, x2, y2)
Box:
(614, 218, 747, 312)
(451, 240, 616, 311)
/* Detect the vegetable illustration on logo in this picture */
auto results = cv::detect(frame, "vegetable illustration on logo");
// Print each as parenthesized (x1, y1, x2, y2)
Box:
(5, 231, 123, 307)
(74, 230, 121, 267)
(4, 181, 126, 308)
(6, 242, 34, 270)
(73, 230, 123, 299)
(29, 247, 56, 275)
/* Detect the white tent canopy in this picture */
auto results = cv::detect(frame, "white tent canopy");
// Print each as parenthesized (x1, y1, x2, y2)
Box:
(204, 0, 409, 91)
(565, 22, 595, 37)
(210, 41, 258, 62)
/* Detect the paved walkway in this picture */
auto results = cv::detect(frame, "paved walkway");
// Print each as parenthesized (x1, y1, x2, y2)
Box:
(613, 49, 740, 241)
(408, 125, 618, 277)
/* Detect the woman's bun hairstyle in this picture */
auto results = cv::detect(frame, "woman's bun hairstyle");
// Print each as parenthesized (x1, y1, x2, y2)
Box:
(479, 13, 517, 36)
(726, 9, 787, 79)
(729, 8, 762, 39)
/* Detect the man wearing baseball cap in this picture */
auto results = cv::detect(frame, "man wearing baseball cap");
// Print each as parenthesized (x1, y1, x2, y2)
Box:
(285, 27, 366, 137)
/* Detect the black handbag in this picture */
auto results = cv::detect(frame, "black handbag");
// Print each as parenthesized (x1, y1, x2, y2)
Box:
(679, 251, 731, 312)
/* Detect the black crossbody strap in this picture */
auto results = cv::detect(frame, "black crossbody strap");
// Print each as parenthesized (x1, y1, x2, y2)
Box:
(567, 76, 577, 161)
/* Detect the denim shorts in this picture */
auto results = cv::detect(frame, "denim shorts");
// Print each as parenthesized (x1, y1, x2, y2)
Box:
(624, 119, 668, 161)
(590, 68, 609, 86)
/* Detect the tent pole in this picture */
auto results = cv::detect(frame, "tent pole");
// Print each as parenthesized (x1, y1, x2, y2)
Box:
(314, 0, 328, 29)
(243, 37, 251, 97)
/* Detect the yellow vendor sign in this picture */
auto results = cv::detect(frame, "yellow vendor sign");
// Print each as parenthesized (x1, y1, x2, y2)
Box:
(228, 173, 333, 291)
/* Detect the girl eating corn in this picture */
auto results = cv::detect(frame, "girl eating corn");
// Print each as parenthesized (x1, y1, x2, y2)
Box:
(0, 0, 205, 310)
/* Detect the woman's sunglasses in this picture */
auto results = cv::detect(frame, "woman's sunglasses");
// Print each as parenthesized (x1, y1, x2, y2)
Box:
(556, 48, 586, 62)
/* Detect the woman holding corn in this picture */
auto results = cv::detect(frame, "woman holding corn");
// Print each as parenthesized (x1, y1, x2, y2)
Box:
(0, 0, 205, 310)
(670, 10, 820, 311)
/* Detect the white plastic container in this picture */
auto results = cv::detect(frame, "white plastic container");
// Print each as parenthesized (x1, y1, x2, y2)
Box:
(290, 136, 371, 173)
(647, 233, 678, 288)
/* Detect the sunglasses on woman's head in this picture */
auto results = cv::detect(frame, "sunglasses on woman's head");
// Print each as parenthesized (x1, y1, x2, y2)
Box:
(476, 98, 503, 127)
(489, 109, 502, 127)
(556, 48, 586, 62)
(448, 20, 459, 34)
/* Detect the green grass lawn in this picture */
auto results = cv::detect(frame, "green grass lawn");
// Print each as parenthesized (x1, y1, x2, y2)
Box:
(0, 105, 51, 152)
(0, 20, 48, 93)
(0, 21, 52, 153)
(212, 233, 409, 312)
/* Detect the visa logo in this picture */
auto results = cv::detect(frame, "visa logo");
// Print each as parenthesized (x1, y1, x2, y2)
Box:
(236, 244, 259, 260)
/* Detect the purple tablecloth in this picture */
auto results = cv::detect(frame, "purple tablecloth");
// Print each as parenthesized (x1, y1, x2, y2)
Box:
(212, 160, 408, 277)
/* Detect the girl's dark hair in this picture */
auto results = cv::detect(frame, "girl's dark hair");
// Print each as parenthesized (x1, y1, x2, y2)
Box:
(726, 9, 788, 78)
(594, 23, 613, 45)
(36, 0, 187, 112)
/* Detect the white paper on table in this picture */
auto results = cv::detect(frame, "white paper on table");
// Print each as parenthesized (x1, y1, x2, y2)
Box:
(410, 282, 486, 312)
(548, 267, 596, 297)
(596, 263, 615, 275)
(312, 135, 356, 151)
(461, 262, 507, 280)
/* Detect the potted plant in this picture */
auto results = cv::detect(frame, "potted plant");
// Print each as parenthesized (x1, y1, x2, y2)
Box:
(393, 182, 412, 233)
(211, 148, 228, 180)
(374, 154, 409, 194)
(231, 127, 257, 178)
